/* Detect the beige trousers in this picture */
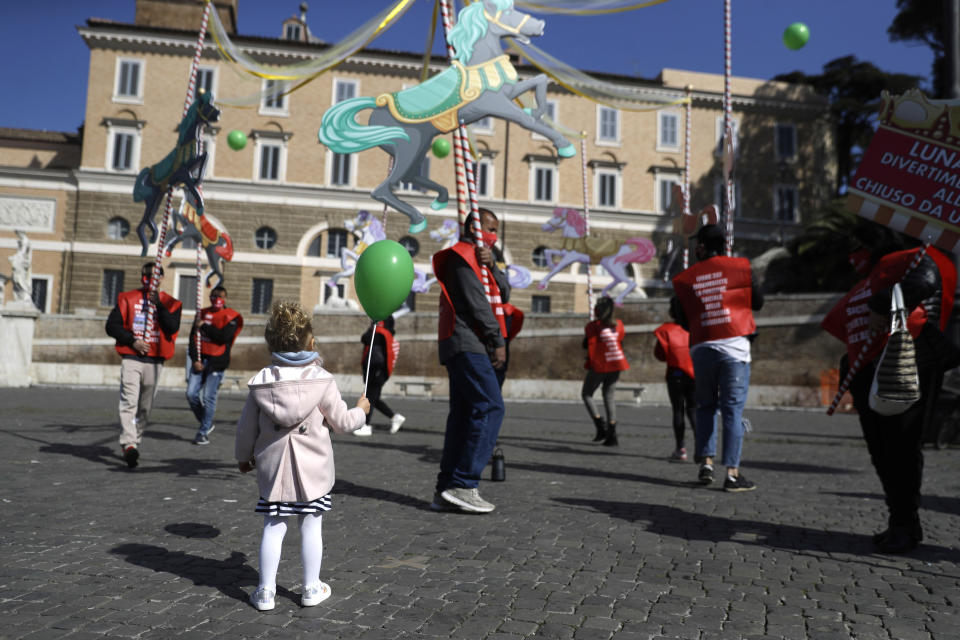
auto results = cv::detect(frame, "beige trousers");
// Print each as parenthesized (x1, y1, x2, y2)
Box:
(118, 358, 163, 448)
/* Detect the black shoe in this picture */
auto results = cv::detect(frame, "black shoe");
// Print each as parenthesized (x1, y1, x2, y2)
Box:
(698, 464, 714, 485)
(123, 446, 139, 469)
(723, 474, 756, 493)
(602, 422, 618, 447)
(876, 526, 919, 554)
(874, 522, 923, 546)
(591, 416, 607, 442)
(871, 528, 890, 546)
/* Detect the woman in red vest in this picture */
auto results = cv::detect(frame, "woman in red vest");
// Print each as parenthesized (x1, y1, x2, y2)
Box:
(356, 315, 404, 436)
(654, 296, 696, 462)
(582, 296, 630, 446)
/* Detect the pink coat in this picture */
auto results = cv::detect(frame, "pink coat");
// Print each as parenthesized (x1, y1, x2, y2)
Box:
(235, 363, 366, 503)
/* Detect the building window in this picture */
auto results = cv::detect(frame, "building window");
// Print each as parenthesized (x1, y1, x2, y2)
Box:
(107, 217, 130, 240)
(252, 278, 273, 314)
(776, 123, 797, 161)
(531, 246, 549, 268)
(201, 132, 215, 177)
(775, 185, 799, 222)
(334, 79, 357, 103)
(108, 128, 139, 172)
(114, 58, 143, 101)
(255, 226, 277, 250)
(596, 171, 618, 208)
(473, 116, 494, 134)
(657, 176, 681, 213)
(31, 277, 49, 313)
(178, 274, 198, 311)
(101, 269, 125, 307)
(261, 79, 288, 114)
(327, 229, 348, 258)
(330, 153, 352, 186)
(715, 116, 740, 158)
(401, 157, 430, 192)
(307, 234, 323, 257)
(196, 66, 216, 96)
(284, 23, 302, 40)
(323, 282, 345, 302)
(532, 100, 558, 141)
(532, 165, 555, 203)
(714, 179, 742, 219)
(471, 160, 492, 197)
(532, 295, 551, 313)
(258, 142, 283, 181)
(399, 236, 420, 258)
(597, 106, 620, 144)
(658, 111, 680, 151)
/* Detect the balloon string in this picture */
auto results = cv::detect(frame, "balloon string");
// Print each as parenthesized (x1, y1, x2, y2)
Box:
(363, 320, 376, 398)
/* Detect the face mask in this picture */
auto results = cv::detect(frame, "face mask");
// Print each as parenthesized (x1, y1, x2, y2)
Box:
(211, 297, 225, 310)
(848, 248, 871, 276)
(481, 231, 498, 249)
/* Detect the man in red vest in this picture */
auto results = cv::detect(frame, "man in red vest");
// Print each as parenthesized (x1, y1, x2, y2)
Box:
(430, 207, 509, 514)
(105, 263, 182, 468)
(822, 225, 959, 553)
(187, 285, 243, 445)
(672, 225, 764, 492)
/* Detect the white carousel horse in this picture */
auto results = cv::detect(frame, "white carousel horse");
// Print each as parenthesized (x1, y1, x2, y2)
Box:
(538, 207, 656, 305)
(326, 210, 385, 289)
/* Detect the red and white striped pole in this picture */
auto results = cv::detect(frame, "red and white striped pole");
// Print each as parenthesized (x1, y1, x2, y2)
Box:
(722, 0, 734, 257)
(144, 0, 212, 342)
(580, 135, 595, 320)
(683, 85, 692, 270)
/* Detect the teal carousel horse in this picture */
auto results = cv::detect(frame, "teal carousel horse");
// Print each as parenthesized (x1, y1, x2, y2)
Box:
(133, 90, 221, 256)
(319, 0, 574, 234)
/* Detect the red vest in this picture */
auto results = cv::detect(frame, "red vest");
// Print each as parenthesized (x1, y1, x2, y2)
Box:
(198, 306, 243, 357)
(114, 288, 182, 360)
(585, 319, 629, 373)
(653, 322, 695, 379)
(433, 241, 507, 341)
(672, 256, 756, 346)
(363, 322, 399, 376)
(822, 247, 956, 363)
(503, 303, 524, 341)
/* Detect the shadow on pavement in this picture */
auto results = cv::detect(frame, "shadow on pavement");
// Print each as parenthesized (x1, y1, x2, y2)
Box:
(508, 460, 683, 488)
(826, 491, 960, 517)
(555, 497, 960, 560)
(743, 460, 860, 475)
(335, 479, 430, 510)
(165, 523, 221, 538)
(39, 442, 120, 467)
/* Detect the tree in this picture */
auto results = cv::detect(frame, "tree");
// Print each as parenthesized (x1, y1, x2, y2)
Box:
(888, 0, 945, 97)
(775, 57, 919, 196)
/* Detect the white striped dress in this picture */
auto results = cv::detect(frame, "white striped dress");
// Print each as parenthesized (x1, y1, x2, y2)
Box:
(255, 493, 332, 517)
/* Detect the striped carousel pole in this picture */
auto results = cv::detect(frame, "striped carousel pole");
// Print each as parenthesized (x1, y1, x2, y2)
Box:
(144, 0, 212, 345)
(682, 85, 692, 270)
(826, 243, 930, 416)
(580, 135, 595, 320)
(722, 0, 734, 257)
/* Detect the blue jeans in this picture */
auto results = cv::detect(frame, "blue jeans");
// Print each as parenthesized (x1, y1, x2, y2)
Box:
(186, 361, 224, 436)
(436, 351, 505, 492)
(692, 346, 750, 468)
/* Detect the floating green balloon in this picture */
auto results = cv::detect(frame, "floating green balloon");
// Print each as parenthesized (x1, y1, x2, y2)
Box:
(354, 240, 415, 321)
(783, 22, 810, 50)
(227, 129, 247, 151)
(432, 137, 451, 158)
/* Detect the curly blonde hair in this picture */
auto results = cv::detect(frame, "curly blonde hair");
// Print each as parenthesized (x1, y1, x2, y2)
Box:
(265, 301, 313, 352)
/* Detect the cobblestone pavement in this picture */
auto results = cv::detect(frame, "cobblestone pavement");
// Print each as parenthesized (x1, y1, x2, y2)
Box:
(1, 385, 959, 640)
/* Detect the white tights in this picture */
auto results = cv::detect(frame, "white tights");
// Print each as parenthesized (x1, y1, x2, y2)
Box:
(257, 513, 324, 591)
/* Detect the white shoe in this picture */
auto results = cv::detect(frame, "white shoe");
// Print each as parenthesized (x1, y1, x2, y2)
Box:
(389, 414, 406, 434)
(250, 587, 275, 611)
(302, 581, 332, 607)
(353, 425, 373, 437)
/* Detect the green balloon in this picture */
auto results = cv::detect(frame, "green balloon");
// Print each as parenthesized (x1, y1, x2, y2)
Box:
(227, 129, 247, 151)
(432, 137, 451, 158)
(354, 240, 415, 321)
(783, 22, 810, 50)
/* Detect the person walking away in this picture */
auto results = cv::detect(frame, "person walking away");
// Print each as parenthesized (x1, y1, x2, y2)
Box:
(672, 225, 763, 492)
(105, 263, 182, 469)
(236, 301, 370, 611)
(654, 296, 696, 461)
(356, 315, 404, 436)
(430, 207, 507, 513)
(582, 296, 629, 446)
(822, 226, 959, 553)
(187, 285, 243, 445)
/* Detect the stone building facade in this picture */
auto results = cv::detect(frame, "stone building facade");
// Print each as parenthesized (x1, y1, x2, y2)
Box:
(0, 0, 836, 317)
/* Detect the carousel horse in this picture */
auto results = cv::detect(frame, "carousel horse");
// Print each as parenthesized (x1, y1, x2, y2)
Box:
(430, 219, 460, 249)
(319, 0, 574, 234)
(162, 194, 234, 289)
(326, 210, 386, 289)
(133, 90, 221, 256)
(538, 207, 657, 305)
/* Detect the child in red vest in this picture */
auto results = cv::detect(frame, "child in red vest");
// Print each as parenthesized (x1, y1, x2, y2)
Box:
(654, 297, 696, 462)
(582, 296, 630, 446)
(357, 315, 404, 436)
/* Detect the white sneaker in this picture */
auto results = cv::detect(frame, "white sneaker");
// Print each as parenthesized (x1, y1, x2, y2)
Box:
(250, 587, 275, 611)
(353, 425, 373, 437)
(389, 414, 406, 434)
(302, 581, 331, 607)
(440, 487, 495, 513)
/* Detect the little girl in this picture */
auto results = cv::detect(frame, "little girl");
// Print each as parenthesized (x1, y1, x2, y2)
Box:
(582, 296, 630, 446)
(236, 301, 370, 611)
(653, 296, 696, 462)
